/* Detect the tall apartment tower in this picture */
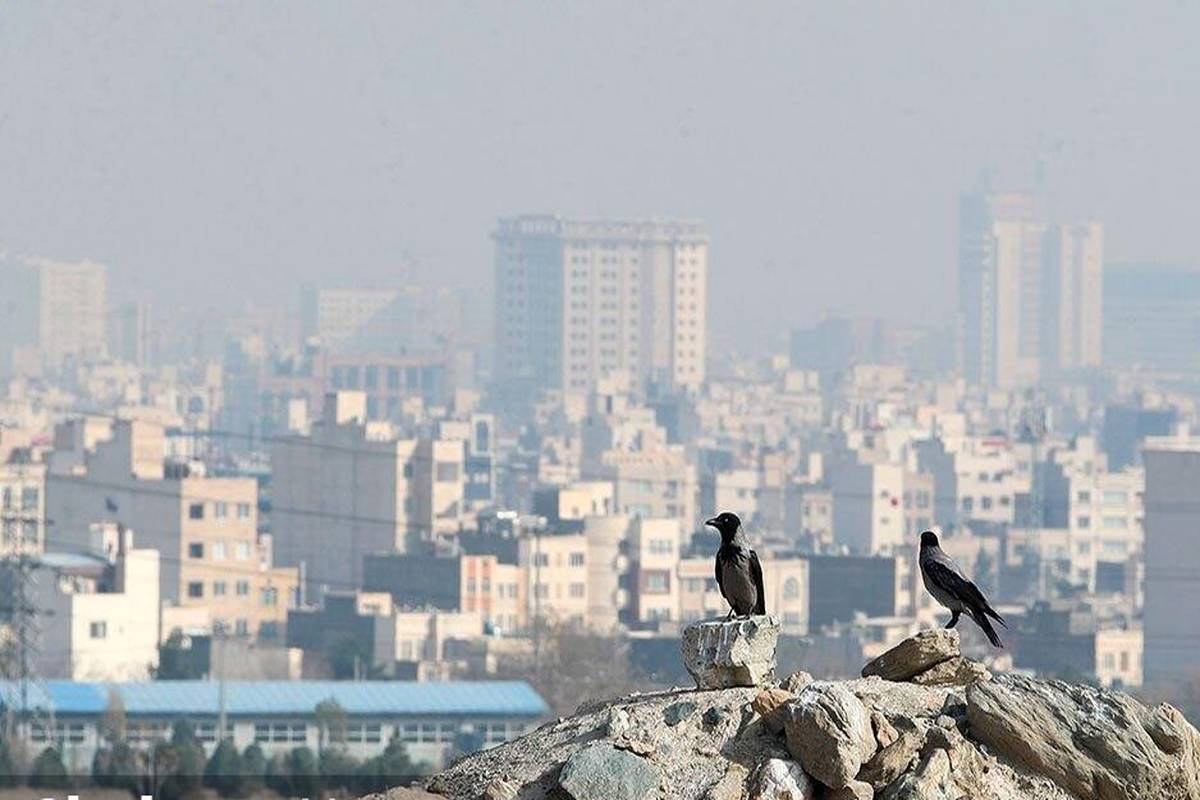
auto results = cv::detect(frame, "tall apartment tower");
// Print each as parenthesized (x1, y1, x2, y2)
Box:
(33, 258, 109, 367)
(957, 191, 1101, 387)
(1, 258, 108, 372)
(1143, 440, 1200, 682)
(493, 215, 708, 400)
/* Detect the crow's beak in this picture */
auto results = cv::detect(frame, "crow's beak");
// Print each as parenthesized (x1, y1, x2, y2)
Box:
(704, 517, 719, 528)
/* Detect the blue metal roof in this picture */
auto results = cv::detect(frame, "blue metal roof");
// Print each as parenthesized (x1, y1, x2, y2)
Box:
(0, 681, 549, 718)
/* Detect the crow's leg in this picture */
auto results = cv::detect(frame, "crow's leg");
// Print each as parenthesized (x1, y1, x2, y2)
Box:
(725, 607, 735, 621)
(944, 610, 960, 629)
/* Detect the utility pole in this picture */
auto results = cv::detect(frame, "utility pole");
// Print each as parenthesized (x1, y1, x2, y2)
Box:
(215, 621, 227, 741)
(1, 553, 54, 742)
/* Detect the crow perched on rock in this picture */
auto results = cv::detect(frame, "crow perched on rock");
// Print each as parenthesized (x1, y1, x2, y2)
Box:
(919, 530, 1006, 647)
(706, 512, 766, 618)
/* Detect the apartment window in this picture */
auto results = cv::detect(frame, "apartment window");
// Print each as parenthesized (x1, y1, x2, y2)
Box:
(235, 542, 251, 560)
(399, 723, 420, 743)
(962, 497, 974, 513)
(187, 582, 204, 598)
(189, 503, 205, 520)
(569, 582, 585, 598)
(235, 619, 249, 636)
(347, 723, 382, 743)
(387, 367, 401, 389)
(1076, 516, 1091, 529)
(365, 366, 379, 389)
(436, 462, 459, 482)
(188, 542, 204, 559)
(261, 587, 278, 607)
(212, 541, 226, 560)
(1, 488, 10, 510)
(236, 580, 250, 596)
(214, 581, 227, 596)
(568, 552, 585, 567)
(90, 621, 107, 639)
(20, 487, 38, 511)
(783, 578, 800, 599)
(533, 553, 549, 567)
(644, 571, 670, 594)
(1077, 491, 1091, 503)
(214, 502, 229, 519)
(237, 502, 252, 519)
(1120, 652, 1129, 671)
(1103, 491, 1128, 505)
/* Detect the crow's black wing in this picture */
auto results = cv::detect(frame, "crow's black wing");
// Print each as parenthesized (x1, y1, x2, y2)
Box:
(714, 550, 726, 603)
(923, 558, 1005, 626)
(749, 549, 766, 615)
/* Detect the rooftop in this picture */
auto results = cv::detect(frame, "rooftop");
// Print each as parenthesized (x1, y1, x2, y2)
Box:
(0, 680, 549, 718)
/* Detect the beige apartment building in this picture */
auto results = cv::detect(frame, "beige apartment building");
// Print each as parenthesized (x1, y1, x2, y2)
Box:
(46, 418, 298, 640)
(270, 391, 465, 595)
(2, 258, 109, 372)
(518, 532, 589, 627)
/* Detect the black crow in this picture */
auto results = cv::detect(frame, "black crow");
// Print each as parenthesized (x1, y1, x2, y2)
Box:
(706, 512, 766, 618)
(919, 530, 1006, 647)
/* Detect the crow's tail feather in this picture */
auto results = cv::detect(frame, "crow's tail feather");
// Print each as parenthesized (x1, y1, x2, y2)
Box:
(971, 607, 1004, 648)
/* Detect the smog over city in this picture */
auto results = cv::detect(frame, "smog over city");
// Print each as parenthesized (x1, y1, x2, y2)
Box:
(2, 4, 1200, 799)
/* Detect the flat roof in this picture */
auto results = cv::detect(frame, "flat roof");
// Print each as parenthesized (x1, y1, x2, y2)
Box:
(0, 680, 549, 718)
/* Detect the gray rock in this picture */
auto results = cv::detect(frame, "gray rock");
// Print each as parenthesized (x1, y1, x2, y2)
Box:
(861, 629, 960, 682)
(751, 758, 815, 800)
(910, 655, 991, 687)
(779, 670, 814, 693)
(967, 674, 1200, 800)
(664, 700, 698, 726)
(558, 742, 661, 800)
(481, 778, 518, 800)
(870, 709, 899, 749)
(782, 682, 876, 789)
(824, 779, 873, 800)
(858, 728, 922, 790)
(705, 762, 749, 800)
(682, 615, 780, 689)
(752, 687, 793, 734)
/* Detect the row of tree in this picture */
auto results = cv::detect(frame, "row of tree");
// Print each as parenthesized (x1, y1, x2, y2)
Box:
(0, 719, 421, 799)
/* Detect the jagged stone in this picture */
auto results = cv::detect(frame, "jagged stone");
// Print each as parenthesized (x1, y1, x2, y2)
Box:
(782, 682, 876, 789)
(858, 728, 922, 790)
(910, 655, 991, 686)
(1145, 703, 1189, 754)
(682, 616, 780, 689)
(861, 629, 959, 681)
(870, 709, 898, 749)
(967, 674, 1200, 800)
(779, 669, 814, 693)
(664, 700, 699, 726)
(824, 779, 873, 800)
(705, 762, 749, 800)
(558, 742, 661, 800)
(481, 778, 518, 800)
(752, 687, 793, 734)
(751, 758, 815, 800)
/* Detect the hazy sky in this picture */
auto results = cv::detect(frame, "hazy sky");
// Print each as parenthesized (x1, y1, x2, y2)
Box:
(2, 2, 1198, 352)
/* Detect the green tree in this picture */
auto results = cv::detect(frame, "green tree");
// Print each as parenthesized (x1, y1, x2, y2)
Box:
(286, 746, 321, 799)
(264, 753, 291, 797)
(157, 719, 205, 800)
(154, 631, 204, 680)
(314, 698, 348, 750)
(92, 740, 142, 792)
(240, 743, 267, 794)
(318, 746, 359, 793)
(203, 738, 243, 797)
(0, 737, 22, 787)
(28, 746, 69, 788)
(355, 735, 417, 794)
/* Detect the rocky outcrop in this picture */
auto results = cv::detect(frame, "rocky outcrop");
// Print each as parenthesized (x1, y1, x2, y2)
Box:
(681, 615, 779, 689)
(412, 632, 1200, 800)
(967, 674, 1200, 800)
(859, 628, 991, 687)
(782, 682, 876, 788)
